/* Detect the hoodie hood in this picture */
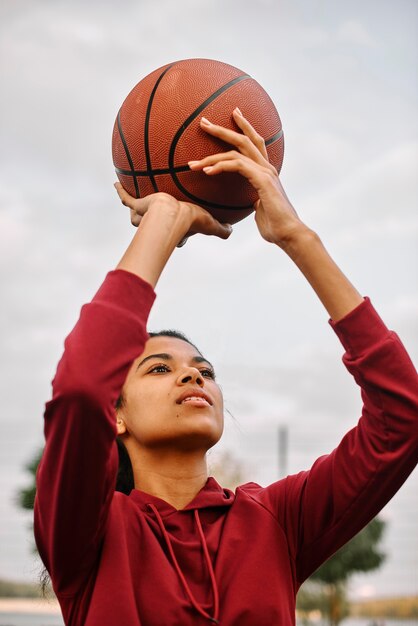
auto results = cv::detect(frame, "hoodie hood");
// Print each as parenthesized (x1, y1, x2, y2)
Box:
(129, 477, 235, 515)
(129, 478, 235, 624)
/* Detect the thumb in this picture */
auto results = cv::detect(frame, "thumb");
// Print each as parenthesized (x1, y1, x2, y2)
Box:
(210, 220, 233, 240)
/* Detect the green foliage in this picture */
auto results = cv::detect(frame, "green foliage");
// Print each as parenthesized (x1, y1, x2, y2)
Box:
(310, 518, 386, 584)
(297, 581, 329, 613)
(16, 447, 44, 558)
(297, 518, 386, 626)
(17, 447, 43, 511)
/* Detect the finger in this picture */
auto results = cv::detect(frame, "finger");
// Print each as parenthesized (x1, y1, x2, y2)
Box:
(189, 148, 277, 178)
(189, 151, 251, 171)
(176, 236, 188, 248)
(196, 215, 233, 240)
(130, 210, 142, 227)
(114, 182, 134, 207)
(232, 108, 269, 160)
(189, 150, 239, 170)
(200, 117, 267, 166)
(200, 155, 275, 195)
(184, 204, 234, 240)
(114, 182, 150, 216)
(189, 152, 276, 187)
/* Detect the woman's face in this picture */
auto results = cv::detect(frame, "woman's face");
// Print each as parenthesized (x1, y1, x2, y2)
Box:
(117, 335, 224, 452)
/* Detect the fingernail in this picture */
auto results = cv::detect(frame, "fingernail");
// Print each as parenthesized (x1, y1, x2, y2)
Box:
(201, 117, 211, 125)
(177, 237, 188, 248)
(234, 107, 243, 116)
(203, 166, 213, 173)
(188, 160, 200, 168)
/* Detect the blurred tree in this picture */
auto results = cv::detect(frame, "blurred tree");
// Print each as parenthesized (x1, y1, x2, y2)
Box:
(297, 581, 332, 625)
(17, 447, 43, 513)
(297, 518, 386, 626)
(208, 449, 247, 490)
(16, 446, 52, 595)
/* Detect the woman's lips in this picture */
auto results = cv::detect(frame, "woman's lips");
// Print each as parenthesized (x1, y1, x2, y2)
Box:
(181, 396, 211, 407)
(176, 389, 213, 405)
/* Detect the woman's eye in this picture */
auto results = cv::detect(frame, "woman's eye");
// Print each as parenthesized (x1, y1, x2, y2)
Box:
(149, 364, 170, 374)
(201, 368, 215, 379)
(147, 364, 215, 378)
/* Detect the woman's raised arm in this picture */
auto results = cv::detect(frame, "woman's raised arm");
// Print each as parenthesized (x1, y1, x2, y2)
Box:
(114, 188, 232, 288)
(189, 110, 418, 583)
(188, 109, 363, 321)
(34, 191, 231, 599)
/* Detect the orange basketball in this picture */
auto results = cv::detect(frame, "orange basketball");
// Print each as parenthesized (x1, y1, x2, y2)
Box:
(112, 58, 284, 225)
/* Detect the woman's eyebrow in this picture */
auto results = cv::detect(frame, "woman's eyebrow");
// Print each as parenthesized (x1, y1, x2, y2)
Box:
(136, 353, 214, 371)
(137, 353, 172, 370)
(192, 356, 215, 370)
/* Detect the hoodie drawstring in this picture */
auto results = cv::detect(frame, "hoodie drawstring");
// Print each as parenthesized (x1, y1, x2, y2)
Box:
(148, 504, 220, 624)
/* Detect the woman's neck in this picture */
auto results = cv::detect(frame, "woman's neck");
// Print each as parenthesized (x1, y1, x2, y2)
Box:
(129, 446, 208, 510)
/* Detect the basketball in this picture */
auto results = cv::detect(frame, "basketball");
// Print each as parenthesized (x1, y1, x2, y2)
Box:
(112, 58, 284, 225)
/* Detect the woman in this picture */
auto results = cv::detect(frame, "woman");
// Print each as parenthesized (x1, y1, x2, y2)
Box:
(34, 109, 418, 626)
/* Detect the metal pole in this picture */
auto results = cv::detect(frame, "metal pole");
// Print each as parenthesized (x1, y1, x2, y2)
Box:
(278, 425, 288, 478)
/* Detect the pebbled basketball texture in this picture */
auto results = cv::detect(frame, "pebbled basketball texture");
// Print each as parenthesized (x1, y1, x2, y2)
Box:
(112, 58, 284, 225)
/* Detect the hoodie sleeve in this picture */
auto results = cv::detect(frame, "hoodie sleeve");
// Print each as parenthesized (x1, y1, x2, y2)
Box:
(260, 297, 418, 587)
(34, 269, 156, 596)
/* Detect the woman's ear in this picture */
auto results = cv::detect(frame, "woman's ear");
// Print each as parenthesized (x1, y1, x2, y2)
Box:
(116, 416, 127, 436)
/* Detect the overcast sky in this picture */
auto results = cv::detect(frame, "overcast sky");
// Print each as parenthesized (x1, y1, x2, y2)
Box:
(0, 0, 417, 600)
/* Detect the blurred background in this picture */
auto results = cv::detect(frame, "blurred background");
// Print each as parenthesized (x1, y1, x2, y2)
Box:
(0, 0, 417, 623)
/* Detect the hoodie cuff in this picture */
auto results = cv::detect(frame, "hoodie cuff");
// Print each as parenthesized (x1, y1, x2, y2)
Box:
(92, 269, 156, 321)
(329, 297, 391, 357)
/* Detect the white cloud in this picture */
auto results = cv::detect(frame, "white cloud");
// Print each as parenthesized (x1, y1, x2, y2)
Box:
(336, 19, 377, 48)
(0, 210, 27, 254)
(0, 186, 31, 258)
(305, 141, 418, 226)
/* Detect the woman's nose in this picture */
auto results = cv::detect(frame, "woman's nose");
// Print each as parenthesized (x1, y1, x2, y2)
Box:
(178, 368, 204, 386)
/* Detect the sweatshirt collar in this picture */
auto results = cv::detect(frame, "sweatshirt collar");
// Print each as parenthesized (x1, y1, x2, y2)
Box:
(129, 477, 234, 515)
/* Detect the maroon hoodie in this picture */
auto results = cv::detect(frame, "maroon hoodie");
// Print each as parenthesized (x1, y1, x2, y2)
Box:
(34, 270, 418, 626)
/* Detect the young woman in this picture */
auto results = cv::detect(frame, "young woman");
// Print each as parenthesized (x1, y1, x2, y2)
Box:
(34, 109, 418, 626)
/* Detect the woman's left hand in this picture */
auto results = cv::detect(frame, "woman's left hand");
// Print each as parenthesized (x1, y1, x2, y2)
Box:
(188, 108, 307, 249)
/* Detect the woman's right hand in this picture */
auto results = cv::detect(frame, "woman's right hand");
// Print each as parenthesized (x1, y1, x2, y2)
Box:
(114, 183, 233, 246)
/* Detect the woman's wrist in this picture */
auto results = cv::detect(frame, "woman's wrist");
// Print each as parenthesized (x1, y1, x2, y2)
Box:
(276, 221, 316, 256)
(144, 203, 192, 245)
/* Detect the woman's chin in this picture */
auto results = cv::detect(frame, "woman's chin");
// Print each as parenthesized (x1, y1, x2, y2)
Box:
(168, 426, 223, 452)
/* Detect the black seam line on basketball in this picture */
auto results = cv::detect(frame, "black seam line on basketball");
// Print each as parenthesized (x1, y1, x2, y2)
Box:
(168, 74, 257, 206)
(144, 64, 176, 193)
(168, 73, 250, 172)
(115, 128, 284, 179)
(115, 128, 284, 178)
(266, 128, 284, 146)
(115, 165, 191, 177)
(117, 110, 140, 198)
(115, 164, 253, 210)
